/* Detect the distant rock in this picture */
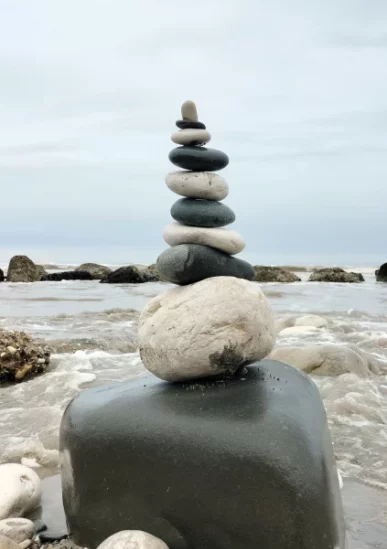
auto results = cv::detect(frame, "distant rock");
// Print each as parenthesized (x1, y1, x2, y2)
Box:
(0, 329, 51, 383)
(253, 266, 301, 283)
(41, 271, 93, 281)
(376, 263, 387, 282)
(6, 256, 42, 283)
(269, 344, 382, 376)
(35, 265, 48, 280)
(0, 464, 41, 520)
(101, 265, 158, 284)
(0, 269, 3, 282)
(75, 263, 112, 280)
(309, 267, 364, 283)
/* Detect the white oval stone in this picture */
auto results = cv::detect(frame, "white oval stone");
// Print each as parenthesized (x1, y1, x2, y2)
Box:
(0, 519, 35, 544)
(0, 464, 41, 520)
(138, 277, 276, 382)
(163, 223, 245, 255)
(181, 100, 198, 121)
(166, 171, 229, 201)
(96, 530, 169, 549)
(171, 129, 210, 146)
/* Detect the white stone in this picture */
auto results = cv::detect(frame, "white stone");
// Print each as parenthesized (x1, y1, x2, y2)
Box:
(181, 100, 198, 121)
(163, 223, 245, 255)
(166, 171, 229, 201)
(0, 464, 41, 520)
(269, 344, 383, 376)
(138, 277, 276, 382)
(18, 541, 31, 549)
(0, 534, 20, 549)
(294, 314, 328, 329)
(0, 519, 34, 544)
(96, 530, 169, 549)
(171, 129, 210, 146)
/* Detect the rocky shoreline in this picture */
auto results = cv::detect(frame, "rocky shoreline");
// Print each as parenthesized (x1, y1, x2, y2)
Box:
(0, 255, 380, 285)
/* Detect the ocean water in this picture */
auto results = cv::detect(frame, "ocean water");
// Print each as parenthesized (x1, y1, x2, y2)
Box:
(0, 265, 386, 547)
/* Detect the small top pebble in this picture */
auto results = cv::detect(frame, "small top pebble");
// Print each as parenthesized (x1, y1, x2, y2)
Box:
(181, 100, 198, 122)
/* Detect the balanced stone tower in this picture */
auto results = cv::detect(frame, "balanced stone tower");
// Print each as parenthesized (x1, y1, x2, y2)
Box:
(60, 101, 347, 549)
(157, 100, 255, 285)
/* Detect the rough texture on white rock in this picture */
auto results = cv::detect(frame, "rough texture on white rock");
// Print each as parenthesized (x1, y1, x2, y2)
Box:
(0, 534, 20, 549)
(163, 223, 245, 255)
(138, 277, 276, 382)
(96, 530, 169, 549)
(269, 344, 383, 376)
(181, 100, 198, 122)
(0, 519, 35, 544)
(171, 129, 210, 146)
(0, 464, 41, 520)
(165, 171, 228, 201)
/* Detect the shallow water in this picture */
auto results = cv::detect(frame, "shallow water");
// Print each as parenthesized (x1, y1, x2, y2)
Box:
(0, 269, 386, 547)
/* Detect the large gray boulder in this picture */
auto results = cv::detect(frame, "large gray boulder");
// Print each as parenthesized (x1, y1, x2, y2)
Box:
(309, 267, 364, 283)
(6, 256, 42, 283)
(60, 360, 346, 549)
(75, 263, 112, 280)
(253, 266, 301, 283)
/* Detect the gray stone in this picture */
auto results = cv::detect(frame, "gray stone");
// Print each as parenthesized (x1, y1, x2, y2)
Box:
(309, 267, 364, 283)
(181, 100, 198, 121)
(6, 256, 41, 283)
(156, 244, 255, 285)
(60, 360, 346, 549)
(75, 263, 112, 280)
(171, 198, 235, 228)
(169, 146, 229, 172)
(165, 171, 229, 201)
(253, 266, 301, 283)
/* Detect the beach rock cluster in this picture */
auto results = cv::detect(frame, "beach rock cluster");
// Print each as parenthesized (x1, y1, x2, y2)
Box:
(157, 100, 254, 285)
(0, 329, 50, 383)
(75, 263, 112, 280)
(309, 267, 364, 283)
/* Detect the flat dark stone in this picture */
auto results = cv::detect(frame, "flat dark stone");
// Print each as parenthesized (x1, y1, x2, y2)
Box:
(41, 271, 93, 281)
(171, 198, 235, 228)
(39, 530, 69, 543)
(176, 120, 206, 130)
(169, 146, 229, 172)
(60, 360, 346, 549)
(157, 244, 255, 285)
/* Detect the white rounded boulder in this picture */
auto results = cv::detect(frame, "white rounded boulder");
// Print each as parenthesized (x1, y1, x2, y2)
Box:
(171, 129, 210, 146)
(96, 530, 169, 549)
(138, 277, 276, 382)
(166, 171, 228, 201)
(163, 223, 245, 255)
(0, 534, 20, 549)
(0, 464, 41, 520)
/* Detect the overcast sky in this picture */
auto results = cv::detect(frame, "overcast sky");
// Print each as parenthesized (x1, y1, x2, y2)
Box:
(1, 0, 386, 264)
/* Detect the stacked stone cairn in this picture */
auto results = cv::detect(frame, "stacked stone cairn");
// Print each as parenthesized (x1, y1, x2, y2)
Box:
(59, 100, 347, 549)
(157, 100, 255, 285)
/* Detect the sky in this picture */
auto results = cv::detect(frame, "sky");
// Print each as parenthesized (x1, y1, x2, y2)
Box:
(1, 0, 387, 265)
